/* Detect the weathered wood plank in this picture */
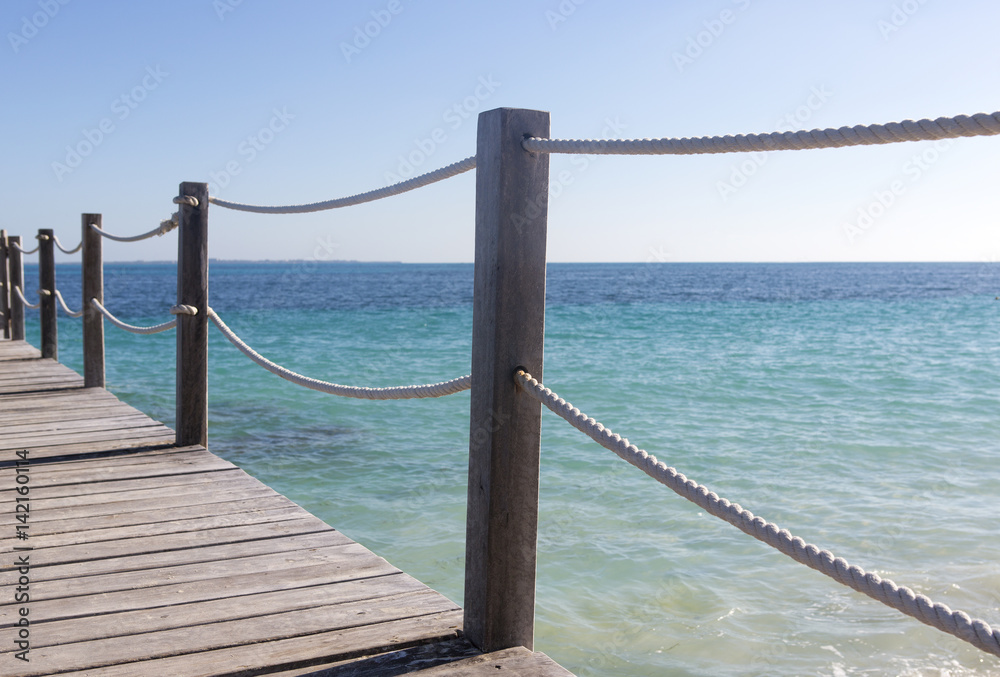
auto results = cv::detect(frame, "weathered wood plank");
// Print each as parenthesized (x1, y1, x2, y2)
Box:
(46, 611, 465, 677)
(0, 517, 335, 567)
(28, 537, 366, 594)
(465, 107, 550, 652)
(262, 638, 482, 677)
(175, 181, 209, 447)
(14, 504, 311, 548)
(82, 212, 105, 387)
(1, 591, 461, 674)
(1, 551, 397, 622)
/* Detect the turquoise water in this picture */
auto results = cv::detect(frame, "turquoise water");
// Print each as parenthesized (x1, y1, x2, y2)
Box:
(24, 262, 1000, 676)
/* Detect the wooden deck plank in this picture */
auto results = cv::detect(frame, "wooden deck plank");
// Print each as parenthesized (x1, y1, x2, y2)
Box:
(0, 552, 398, 624)
(47, 611, 465, 677)
(0, 592, 461, 674)
(28, 538, 370, 595)
(0, 340, 574, 676)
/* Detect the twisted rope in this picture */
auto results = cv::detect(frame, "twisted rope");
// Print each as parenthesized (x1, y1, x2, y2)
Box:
(207, 155, 476, 214)
(52, 235, 82, 254)
(13, 241, 39, 255)
(53, 289, 84, 318)
(90, 214, 179, 243)
(13, 286, 41, 310)
(208, 308, 471, 399)
(514, 370, 1000, 658)
(90, 298, 177, 335)
(522, 111, 1000, 155)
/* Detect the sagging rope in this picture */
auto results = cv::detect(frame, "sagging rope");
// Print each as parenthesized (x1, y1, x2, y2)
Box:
(208, 308, 471, 399)
(514, 370, 1000, 659)
(90, 298, 177, 335)
(522, 111, 1000, 156)
(52, 235, 82, 254)
(53, 289, 83, 318)
(13, 286, 41, 310)
(90, 213, 179, 243)
(207, 155, 477, 214)
(13, 240, 40, 255)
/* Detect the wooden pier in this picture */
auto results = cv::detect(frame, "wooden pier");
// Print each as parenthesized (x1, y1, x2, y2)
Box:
(0, 340, 573, 676)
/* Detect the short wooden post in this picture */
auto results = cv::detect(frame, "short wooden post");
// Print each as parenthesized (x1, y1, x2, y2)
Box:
(38, 228, 57, 360)
(82, 214, 105, 388)
(463, 107, 551, 652)
(8, 236, 25, 341)
(175, 183, 210, 448)
(0, 230, 10, 339)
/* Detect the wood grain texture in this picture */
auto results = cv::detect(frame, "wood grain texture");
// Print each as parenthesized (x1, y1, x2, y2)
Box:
(82, 213, 105, 387)
(464, 108, 550, 652)
(0, 341, 576, 675)
(38, 228, 57, 359)
(4, 244, 25, 338)
(175, 182, 210, 447)
(0, 230, 10, 339)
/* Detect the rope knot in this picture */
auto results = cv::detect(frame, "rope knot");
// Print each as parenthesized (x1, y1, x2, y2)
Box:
(173, 195, 199, 207)
(158, 212, 180, 236)
(169, 304, 198, 316)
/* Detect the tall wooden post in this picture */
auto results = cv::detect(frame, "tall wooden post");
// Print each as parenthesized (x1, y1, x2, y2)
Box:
(8, 236, 25, 341)
(463, 108, 550, 652)
(175, 183, 209, 448)
(0, 230, 10, 339)
(38, 229, 57, 360)
(82, 214, 105, 388)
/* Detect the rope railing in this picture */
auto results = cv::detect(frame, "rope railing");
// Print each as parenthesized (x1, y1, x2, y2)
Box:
(13, 286, 41, 310)
(12, 240, 40, 255)
(90, 298, 177, 335)
(207, 155, 476, 214)
(514, 369, 1000, 658)
(53, 289, 83, 318)
(90, 214, 179, 243)
(522, 111, 1000, 156)
(208, 307, 471, 399)
(52, 234, 82, 254)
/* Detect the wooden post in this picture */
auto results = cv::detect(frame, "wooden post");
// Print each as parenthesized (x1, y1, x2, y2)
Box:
(0, 230, 9, 339)
(38, 228, 57, 360)
(8, 236, 25, 341)
(463, 107, 550, 652)
(82, 214, 105, 388)
(175, 183, 210, 448)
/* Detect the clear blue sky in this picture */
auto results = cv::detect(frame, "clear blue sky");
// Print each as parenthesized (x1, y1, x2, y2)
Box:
(3, 0, 998, 263)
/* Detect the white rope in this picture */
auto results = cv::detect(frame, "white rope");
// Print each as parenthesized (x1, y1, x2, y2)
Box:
(514, 370, 1000, 658)
(13, 286, 41, 310)
(53, 289, 84, 318)
(522, 111, 1000, 155)
(52, 235, 82, 254)
(208, 308, 471, 399)
(90, 298, 177, 335)
(207, 156, 477, 214)
(90, 214, 178, 243)
(12, 241, 39, 255)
